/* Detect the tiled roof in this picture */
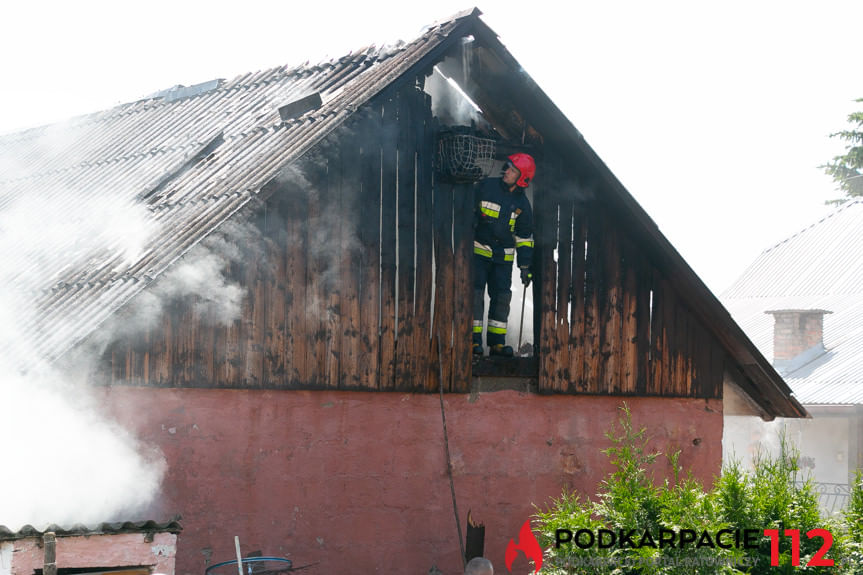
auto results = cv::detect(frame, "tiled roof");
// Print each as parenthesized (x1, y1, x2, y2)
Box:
(0, 519, 182, 541)
(722, 199, 863, 404)
(0, 9, 477, 367)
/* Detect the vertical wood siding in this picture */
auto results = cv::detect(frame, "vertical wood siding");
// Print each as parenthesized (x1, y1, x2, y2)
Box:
(104, 89, 725, 399)
(535, 158, 726, 398)
(105, 81, 475, 392)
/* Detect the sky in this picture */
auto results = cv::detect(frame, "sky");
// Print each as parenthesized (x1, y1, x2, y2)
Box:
(1, 0, 861, 295)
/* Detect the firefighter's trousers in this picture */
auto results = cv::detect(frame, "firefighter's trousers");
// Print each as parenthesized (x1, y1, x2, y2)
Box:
(473, 255, 513, 347)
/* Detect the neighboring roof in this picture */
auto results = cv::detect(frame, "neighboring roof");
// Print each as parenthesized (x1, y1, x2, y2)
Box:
(722, 199, 863, 405)
(0, 8, 803, 418)
(0, 519, 182, 541)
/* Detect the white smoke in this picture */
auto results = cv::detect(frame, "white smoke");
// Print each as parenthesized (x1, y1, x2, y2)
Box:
(0, 366, 166, 529)
(271, 145, 362, 297)
(103, 222, 253, 344)
(0, 137, 249, 529)
(425, 66, 483, 128)
(0, 188, 166, 529)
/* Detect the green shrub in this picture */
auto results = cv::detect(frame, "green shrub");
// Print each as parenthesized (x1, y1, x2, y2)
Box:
(839, 469, 863, 575)
(532, 405, 855, 574)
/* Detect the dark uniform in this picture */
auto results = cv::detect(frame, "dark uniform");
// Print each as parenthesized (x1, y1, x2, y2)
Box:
(473, 177, 535, 350)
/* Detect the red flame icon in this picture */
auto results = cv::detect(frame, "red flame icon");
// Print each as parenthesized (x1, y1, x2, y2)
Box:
(505, 520, 543, 573)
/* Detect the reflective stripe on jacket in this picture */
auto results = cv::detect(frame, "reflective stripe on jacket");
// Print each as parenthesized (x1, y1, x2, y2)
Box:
(473, 177, 534, 266)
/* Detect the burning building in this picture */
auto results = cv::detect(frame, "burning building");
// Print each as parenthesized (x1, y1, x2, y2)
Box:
(0, 8, 805, 575)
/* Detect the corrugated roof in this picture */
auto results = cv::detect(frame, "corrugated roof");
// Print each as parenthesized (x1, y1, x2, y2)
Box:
(0, 519, 182, 541)
(722, 199, 863, 404)
(0, 9, 477, 367)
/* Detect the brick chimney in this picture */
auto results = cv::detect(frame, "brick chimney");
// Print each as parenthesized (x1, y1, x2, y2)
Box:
(766, 309, 831, 372)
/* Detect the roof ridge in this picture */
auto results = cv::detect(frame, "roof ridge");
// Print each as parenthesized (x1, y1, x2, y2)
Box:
(0, 8, 484, 139)
(760, 198, 863, 256)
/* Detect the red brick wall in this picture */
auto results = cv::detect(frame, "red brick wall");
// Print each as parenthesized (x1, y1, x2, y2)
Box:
(104, 389, 722, 575)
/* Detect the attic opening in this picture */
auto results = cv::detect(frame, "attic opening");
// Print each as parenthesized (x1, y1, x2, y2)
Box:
(420, 33, 543, 377)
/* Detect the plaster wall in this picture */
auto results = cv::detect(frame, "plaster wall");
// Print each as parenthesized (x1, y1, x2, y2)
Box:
(1, 542, 12, 575)
(104, 389, 722, 575)
(6, 533, 176, 575)
(723, 413, 851, 485)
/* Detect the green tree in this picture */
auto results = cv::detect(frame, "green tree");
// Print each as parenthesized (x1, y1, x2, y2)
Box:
(822, 98, 863, 201)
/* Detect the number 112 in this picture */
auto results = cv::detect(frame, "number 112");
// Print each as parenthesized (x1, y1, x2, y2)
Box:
(763, 529, 834, 567)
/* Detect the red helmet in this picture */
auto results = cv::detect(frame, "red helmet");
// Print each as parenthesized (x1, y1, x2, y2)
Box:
(507, 153, 536, 188)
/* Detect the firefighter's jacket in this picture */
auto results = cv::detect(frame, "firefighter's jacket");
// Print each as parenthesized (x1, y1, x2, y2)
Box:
(473, 177, 535, 268)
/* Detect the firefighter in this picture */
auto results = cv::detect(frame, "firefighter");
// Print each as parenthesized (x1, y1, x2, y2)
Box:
(473, 153, 536, 357)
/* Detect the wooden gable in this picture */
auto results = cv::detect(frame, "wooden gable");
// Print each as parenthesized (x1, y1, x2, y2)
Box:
(98, 76, 724, 402)
(83, 12, 803, 419)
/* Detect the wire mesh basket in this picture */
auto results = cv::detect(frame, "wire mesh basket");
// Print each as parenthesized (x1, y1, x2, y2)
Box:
(437, 129, 496, 183)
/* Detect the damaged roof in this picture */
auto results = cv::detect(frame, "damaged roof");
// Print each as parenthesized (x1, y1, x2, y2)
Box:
(0, 9, 477, 366)
(0, 519, 182, 541)
(0, 8, 803, 418)
(723, 199, 863, 405)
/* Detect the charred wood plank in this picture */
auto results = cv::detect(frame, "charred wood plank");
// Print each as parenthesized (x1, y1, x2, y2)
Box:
(537, 181, 558, 392)
(583, 208, 602, 394)
(555, 193, 574, 392)
(414, 91, 435, 391)
(599, 224, 622, 395)
(452, 182, 474, 392)
(262, 213, 287, 386)
(635, 254, 651, 395)
(395, 87, 418, 391)
(357, 107, 383, 391)
(569, 206, 587, 392)
(379, 96, 399, 390)
(648, 270, 666, 395)
(433, 181, 455, 392)
(620, 234, 639, 394)
(283, 168, 310, 386)
(304, 148, 330, 388)
(661, 276, 675, 396)
(673, 297, 688, 396)
(324, 140, 341, 389)
(338, 122, 363, 390)
(245, 243, 265, 388)
(152, 308, 172, 385)
(224, 281, 246, 387)
(709, 335, 725, 399)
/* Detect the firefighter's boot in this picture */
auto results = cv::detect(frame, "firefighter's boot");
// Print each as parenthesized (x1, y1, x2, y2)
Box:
(489, 344, 514, 357)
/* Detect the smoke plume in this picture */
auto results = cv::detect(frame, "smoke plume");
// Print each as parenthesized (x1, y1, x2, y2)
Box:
(0, 133, 249, 529)
(0, 188, 165, 529)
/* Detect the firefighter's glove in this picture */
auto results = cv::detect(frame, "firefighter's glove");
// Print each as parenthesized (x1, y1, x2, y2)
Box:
(520, 267, 533, 287)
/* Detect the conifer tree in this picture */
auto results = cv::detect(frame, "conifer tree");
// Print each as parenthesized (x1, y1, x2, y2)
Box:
(822, 98, 863, 201)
